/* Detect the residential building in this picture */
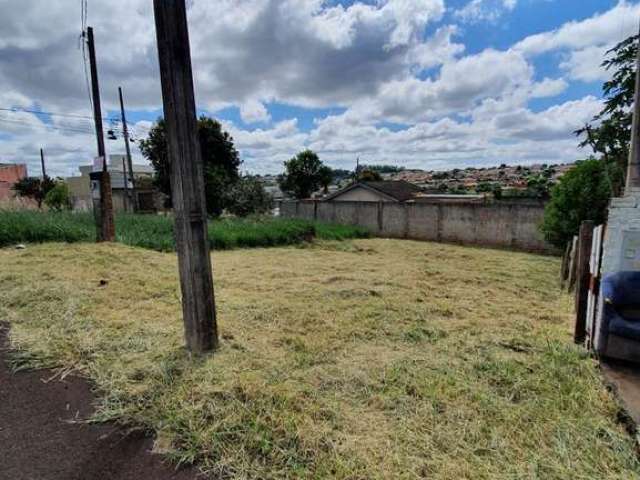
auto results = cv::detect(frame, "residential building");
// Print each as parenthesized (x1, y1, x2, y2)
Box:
(65, 155, 157, 211)
(324, 181, 423, 202)
(0, 163, 27, 201)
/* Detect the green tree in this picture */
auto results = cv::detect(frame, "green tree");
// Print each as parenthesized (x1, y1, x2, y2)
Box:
(358, 169, 383, 182)
(226, 176, 274, 217)
(278, 150, 326, 199)
(12, 176, 55, 209)
(139, 116, 241, 216)
(319, 165, 334, 194)
(476, 182, 493, 193)
(44, 182, 72, 211)
(576, 34, 637, 195)
(541, 159, 623, 248)
(525, 174, 552, 198)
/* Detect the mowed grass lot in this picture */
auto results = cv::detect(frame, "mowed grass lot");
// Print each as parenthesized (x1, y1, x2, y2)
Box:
(1, 239, 638, 479)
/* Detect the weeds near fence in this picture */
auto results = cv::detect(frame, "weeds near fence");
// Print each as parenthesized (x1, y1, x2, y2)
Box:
(0, 210, 369, 251)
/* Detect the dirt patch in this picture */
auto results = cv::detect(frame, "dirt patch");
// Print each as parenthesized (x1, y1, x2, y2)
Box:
(0, 324, 197, 480)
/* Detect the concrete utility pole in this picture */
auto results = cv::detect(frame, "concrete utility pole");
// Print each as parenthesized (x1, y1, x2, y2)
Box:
(153, 0, 218, 354)
(86, 26, 115, 242)
(118, 86, 137, 211)
(39, 148, 47, 179)
(627, 30, 640, 194)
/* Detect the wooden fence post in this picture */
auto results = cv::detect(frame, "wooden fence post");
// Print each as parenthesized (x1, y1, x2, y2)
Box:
(574, 221, 594, 344)
(567, 235, 579, 292)
(560, 241, 571, 288)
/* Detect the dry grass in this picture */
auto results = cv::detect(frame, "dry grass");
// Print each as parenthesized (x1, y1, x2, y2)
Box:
(0, 239, 638, 479)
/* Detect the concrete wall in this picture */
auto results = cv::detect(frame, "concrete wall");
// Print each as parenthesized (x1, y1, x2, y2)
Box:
(281, 199, 554, 253)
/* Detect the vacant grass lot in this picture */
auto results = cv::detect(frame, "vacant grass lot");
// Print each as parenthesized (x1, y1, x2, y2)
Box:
(1, 239, 638, 479)
(0, 210, 368, 251)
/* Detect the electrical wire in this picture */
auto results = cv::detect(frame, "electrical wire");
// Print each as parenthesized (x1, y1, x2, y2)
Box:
(80, 0, 93, 116)
(0, 107, 152, 136)
(0, 115, 133, 137)
(0, 107, 95, 121)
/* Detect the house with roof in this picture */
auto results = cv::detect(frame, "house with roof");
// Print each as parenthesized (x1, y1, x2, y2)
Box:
(323, 180, 423, 202)
(323, 180, 486, 204)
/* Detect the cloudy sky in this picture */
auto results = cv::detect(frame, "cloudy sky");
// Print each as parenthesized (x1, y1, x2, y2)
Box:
(0, 0, 638, 177)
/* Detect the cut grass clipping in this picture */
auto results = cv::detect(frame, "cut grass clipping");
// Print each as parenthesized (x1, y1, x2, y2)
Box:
(0, 210, 369, 251)
(1, 239, 639, 479)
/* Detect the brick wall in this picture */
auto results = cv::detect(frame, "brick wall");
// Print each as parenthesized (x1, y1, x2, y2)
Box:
(0, 164, 27, 201)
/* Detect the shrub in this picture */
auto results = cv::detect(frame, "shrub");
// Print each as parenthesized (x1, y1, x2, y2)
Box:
(541, 158, 622, 248)
(44, 183, 72, 211)
(226, 176, 274, 217)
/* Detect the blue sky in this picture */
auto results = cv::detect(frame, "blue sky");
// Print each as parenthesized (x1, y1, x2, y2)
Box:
(0, 1, 638, 176)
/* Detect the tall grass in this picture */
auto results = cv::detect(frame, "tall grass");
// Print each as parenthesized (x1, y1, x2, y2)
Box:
(0, 210, 369, 251)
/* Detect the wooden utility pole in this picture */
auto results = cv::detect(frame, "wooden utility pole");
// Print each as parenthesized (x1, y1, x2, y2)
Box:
(122, 157, 129, 213)
(86, 26, 115, 242)
(153, 0, 218, 354)
(574, 220, 594, 344)
(118, 86, 137, 211)
(39, 148, 47, 179)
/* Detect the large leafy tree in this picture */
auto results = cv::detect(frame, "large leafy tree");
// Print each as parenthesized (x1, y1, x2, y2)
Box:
(139, 116, 241, 217)
(278, 150, 327, 199)
(543, 34, 637, 246)
(12, 176, 55, 209)
(576, 34, 637, 195)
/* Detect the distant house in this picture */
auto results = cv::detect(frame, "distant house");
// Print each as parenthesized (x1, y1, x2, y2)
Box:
(323, 180, 488, 204)
(65, 155, 157, 211)
(324, 181, 423, 202)
(0, 163, 27, 201)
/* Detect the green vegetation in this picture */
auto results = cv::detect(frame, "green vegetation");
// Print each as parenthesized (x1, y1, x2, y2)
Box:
(577, 34, 637, 195)
(43, 182, 72, 211)
(11, 176, 55, 209)
(543, 33, 635, 246)
(139, 116, 243, 216)
(278, 149, 329, 199)
(1, 240, 638, 478)
(0, 210, 368, 251)
(541, 158, 622, 248)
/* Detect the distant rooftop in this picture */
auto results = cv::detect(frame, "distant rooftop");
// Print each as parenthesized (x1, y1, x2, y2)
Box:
(324, 180, 423, 202)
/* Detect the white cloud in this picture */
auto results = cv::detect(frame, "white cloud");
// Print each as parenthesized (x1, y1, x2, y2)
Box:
(0, 1, 632, 176)
(239, 99, 271, 124)
(454, 0, 517, 24)
(560, 46, 611, 82)
(514, 1, 639, 56)
(530, 77, 568, 98)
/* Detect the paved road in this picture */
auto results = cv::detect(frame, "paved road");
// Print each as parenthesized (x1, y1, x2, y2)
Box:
(0, 325, 196, 480)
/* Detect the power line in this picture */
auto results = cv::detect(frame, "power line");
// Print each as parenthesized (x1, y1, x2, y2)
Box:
(0, 106, 96, 121)
(0, 116, 131, 137)
(0, 116, 96, 134)
(0, 107, 152, 134)
(0, 115, 148, 142)
(80, 0, 93, 115)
